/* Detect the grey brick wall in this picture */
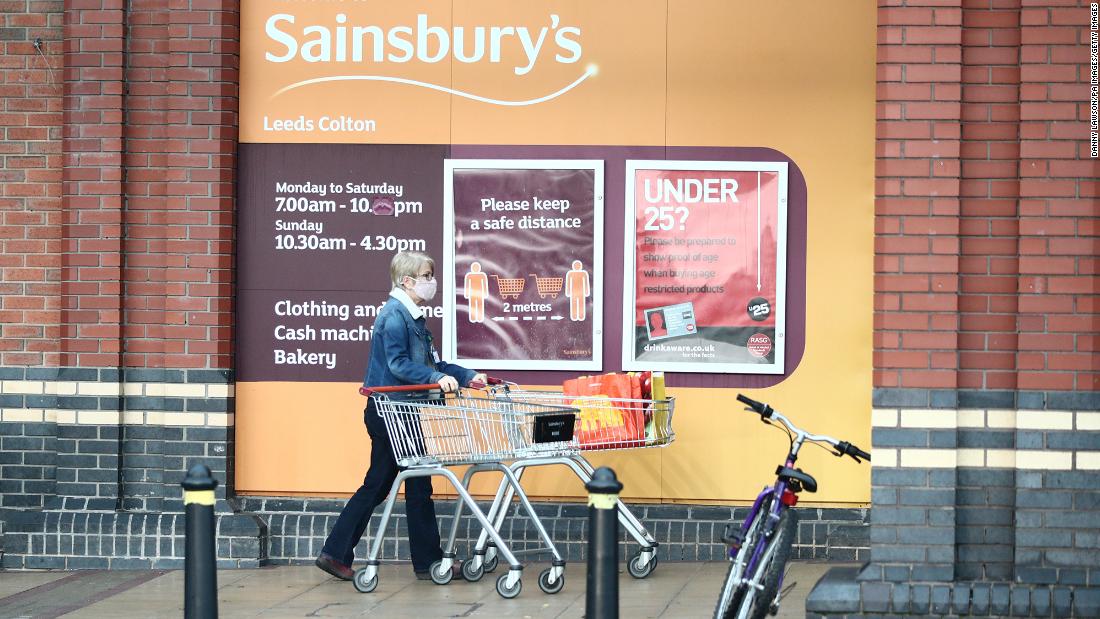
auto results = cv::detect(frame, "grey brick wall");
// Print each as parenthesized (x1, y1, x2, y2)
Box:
(956, 467, 1015, 581)
(1, 365, 871, 572)
(808, 388, 1100, 618)
(1015, 469, 1100, 587)
(0, 367, 237, 568)
(866, 424, 958, 584)
(0, 509, 265, 570)
(239, 497, 868, 565)
(1, 421, 58, 510)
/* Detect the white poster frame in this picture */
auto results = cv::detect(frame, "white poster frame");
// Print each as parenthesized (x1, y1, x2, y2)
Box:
(621, 160, 788, 374)
(444, 159, 604, 371)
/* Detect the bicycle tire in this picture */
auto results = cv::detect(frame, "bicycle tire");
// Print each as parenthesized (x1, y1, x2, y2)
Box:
(713, 500, 770, 619)
(737, 507, 798, 619)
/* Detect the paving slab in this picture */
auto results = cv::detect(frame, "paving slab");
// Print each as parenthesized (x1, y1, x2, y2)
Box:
(0, 560, 847, 618)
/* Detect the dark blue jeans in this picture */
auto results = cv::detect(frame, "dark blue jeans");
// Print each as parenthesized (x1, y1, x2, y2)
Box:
(320, 401, 443, 572)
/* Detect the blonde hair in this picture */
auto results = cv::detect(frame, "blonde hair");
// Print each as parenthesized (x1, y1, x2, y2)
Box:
(389, 251, 435, 288)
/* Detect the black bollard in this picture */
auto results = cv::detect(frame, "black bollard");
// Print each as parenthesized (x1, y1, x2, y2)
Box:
(585, 466, 623, 619)
(182, 464, 218, 619)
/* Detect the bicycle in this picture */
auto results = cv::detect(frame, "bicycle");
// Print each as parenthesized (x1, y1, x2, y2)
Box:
(713, 394, 870, 619)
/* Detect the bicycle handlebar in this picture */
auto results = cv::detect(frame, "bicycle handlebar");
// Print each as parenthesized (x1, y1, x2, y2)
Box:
(836, 441, 872, 463)
(737, 393, 870, 464)
(736, 393, 773, 418)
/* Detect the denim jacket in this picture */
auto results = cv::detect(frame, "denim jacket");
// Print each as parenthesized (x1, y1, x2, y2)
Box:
(362, 294, 476, 389)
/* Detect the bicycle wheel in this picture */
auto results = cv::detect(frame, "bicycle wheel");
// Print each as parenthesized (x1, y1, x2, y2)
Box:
(736, 507, 798, 619)
(712, 503, 770, 619)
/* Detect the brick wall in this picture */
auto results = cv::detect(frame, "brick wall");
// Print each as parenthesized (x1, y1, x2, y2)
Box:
(1, 0, 242, 570)
(62, 0, 237, 369)
(0, 0, 63, 367)
(810, 0, 1098, 616)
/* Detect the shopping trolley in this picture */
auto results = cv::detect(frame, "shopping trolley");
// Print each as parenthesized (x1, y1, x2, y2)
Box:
(351, 384, 579, 599)
(529, 273, 564, 299)
(451, 382, 676, 583)
(489, 274, 526, 299)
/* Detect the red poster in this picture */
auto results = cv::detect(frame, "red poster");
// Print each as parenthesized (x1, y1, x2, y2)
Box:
(623, 161, 787, 374)
(444, 161, 604, 370)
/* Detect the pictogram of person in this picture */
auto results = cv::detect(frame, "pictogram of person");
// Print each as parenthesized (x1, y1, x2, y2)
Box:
(464, 261, 489, 323)
(564, 260, 590, 322)
(647, 310, 667, 338)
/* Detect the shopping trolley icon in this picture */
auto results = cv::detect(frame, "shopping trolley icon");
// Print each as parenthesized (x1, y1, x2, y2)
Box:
(490, 274, 526, 300)
(529, 274, 564, 299)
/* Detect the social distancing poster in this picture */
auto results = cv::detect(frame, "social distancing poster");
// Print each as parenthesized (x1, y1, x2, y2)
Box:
(444, 161, 603, 370)
(235, 0, 875, 505)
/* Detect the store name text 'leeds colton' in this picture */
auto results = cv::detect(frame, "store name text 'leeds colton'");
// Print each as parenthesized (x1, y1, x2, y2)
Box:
(264, 13, 583, 75)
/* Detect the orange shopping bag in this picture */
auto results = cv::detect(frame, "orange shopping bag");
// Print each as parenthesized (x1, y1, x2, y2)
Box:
(563, 374, 646, 448)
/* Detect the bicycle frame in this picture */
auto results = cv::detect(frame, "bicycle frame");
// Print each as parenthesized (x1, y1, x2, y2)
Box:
(726, 409, 836, 614)
(728, 464, 791, 603)
(715, 396, 869, 619)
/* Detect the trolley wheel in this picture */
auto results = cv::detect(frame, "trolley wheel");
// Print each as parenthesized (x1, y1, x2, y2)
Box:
(537, 568, 565, 594)
(628, 550, 657, 579)
(496, 573, 522, 599)
(461, 558, 485, 582)
(483, 552, 499, 574)
(429, 559, 453, 585)
(353, 568, 378, 593)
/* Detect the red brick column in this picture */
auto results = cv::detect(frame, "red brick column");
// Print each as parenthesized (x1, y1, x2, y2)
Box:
(1018, 0, 1098, 392)
(858, 0, 1098, 599)
(958, 1, 1022, 392)
(1, 1, 63, 366)
(62, 0, 125, 367)
(876, 0, 1097, 400)
(876, 1, 965, 393)
(60, 0, 238, 370)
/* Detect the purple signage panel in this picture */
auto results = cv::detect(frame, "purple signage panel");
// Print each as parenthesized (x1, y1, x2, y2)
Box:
(237, 143, 447, 382)
(443, 161, 604, 370)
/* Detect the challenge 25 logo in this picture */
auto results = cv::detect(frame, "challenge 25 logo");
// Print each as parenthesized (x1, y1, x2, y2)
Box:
(747, 297, 771, 321)
(264, 12, 596, 105)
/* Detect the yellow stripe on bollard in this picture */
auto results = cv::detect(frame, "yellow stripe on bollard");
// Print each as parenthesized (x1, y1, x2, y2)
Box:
(184, 489, 215, 506)
(587, 493, 618, 510)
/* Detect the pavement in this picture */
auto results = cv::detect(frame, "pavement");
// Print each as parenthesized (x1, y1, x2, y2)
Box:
(0, 560, 842, 618)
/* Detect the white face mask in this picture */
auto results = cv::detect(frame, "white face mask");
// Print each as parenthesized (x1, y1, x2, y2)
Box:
(411, 278, 437, 301)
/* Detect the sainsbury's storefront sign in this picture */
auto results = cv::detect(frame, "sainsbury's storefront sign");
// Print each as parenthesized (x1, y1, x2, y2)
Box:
(263, 12, 595, 106)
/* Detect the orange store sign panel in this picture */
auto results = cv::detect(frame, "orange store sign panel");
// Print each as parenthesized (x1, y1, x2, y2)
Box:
(240, 2, 665, 145)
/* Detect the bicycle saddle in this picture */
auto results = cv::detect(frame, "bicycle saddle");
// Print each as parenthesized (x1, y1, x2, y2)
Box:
(775, 466, 818, 493)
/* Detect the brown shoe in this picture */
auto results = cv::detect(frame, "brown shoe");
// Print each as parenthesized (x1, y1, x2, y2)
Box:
(315, 553, 354, 581)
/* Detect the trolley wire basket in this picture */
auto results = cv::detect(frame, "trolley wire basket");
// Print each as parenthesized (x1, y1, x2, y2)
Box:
(489, 274, 526, 300)
(489, 386, 675, 451)
(369, 387, 579, 467)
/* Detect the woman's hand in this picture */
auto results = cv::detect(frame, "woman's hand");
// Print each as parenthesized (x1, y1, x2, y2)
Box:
(438, 376, 459, 392)
(471, 372, 488, 386)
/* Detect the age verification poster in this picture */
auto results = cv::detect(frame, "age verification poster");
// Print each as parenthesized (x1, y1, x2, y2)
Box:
(622, 161, 788, 374)
(443, 160, 603, 370)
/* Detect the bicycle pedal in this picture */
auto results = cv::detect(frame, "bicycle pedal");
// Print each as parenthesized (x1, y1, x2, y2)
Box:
(720, 524, 745, 547)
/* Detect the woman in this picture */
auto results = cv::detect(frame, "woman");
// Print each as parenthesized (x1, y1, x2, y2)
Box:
(316, 251, 485, 581)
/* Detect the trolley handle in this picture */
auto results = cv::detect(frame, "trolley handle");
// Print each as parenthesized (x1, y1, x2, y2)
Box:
(359, 384, 445, 396)
(468, 376, 507, 389)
